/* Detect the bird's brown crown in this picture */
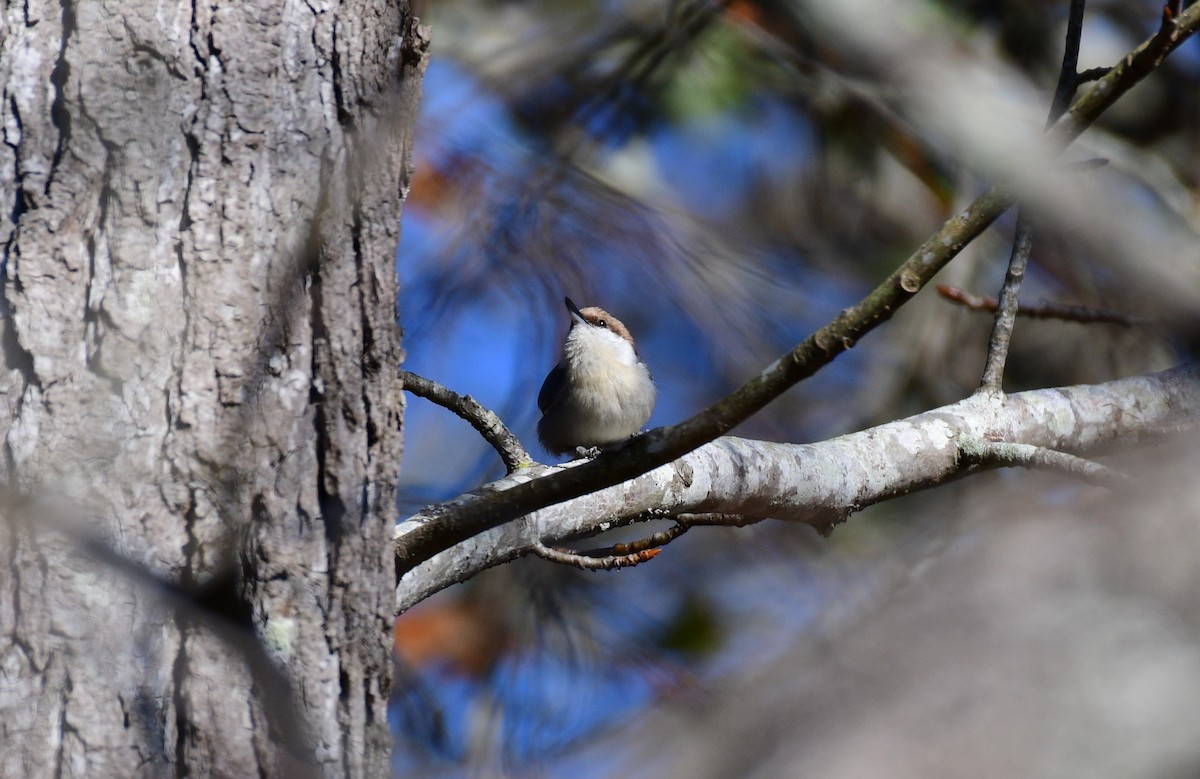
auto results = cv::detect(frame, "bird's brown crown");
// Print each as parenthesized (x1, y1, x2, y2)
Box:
(578, 306, 635, 345)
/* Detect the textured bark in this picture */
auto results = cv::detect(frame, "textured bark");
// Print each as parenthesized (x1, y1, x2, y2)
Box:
(0, 1, 424, 776)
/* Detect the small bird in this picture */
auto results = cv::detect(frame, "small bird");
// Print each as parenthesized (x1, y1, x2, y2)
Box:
(537, 297, 656, 457)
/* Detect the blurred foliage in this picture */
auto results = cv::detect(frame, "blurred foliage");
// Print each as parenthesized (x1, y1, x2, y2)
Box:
(394, 0, 1199, 774)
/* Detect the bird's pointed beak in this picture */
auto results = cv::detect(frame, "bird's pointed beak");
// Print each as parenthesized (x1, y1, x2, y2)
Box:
(564, 296, 586, 325)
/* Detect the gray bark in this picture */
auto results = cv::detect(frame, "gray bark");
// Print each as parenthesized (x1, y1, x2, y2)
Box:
(0, 1, 424, 776)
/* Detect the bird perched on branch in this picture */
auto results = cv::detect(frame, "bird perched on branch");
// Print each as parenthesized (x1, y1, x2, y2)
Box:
(537, 297, 656, 457)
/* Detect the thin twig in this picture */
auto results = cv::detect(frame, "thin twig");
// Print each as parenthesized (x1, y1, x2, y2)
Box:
(543, 507, 766, 569)
(576, 522, 691, 557)
(979, 214, 1034, 393)
(979, 0, 1089, 393)
(399, 369, 533, 473)
(568, 511, 758, 559)
(531, 540, 661, 570)
(572, 512, 761, 558)
(937, 285, 1148, 327)
(542, 510, 760, 566)
(957, 436, 1128, 488)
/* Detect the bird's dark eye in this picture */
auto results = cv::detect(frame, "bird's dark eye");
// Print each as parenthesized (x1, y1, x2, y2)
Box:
(596, 319, 608, 328)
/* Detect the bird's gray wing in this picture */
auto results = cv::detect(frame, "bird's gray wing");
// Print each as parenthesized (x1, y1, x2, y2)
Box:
(537, 362, 566, 413)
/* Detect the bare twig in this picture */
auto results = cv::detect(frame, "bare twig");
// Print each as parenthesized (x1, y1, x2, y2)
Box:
(1049, 1, 1199, 152)
(532, 540, 661, 570)
(937, 285, 1148, 327)
(957, 436, 1128, 488)
(537, 513, 757, 572)
(979, 214, 1034, 393)
(576, 522, 691, 557)
(400, 369, 533, 473)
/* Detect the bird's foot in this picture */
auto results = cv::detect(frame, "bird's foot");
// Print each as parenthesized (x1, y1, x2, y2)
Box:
(573, 445, 603, 460)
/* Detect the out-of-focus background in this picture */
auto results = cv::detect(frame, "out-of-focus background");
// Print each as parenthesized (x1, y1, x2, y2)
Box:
(391, 0, 1200, 776)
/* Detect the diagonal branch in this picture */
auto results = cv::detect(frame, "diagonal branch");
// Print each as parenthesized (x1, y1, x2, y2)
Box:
(400, 369, 532, 473)
(1047, 0, 1198, 152)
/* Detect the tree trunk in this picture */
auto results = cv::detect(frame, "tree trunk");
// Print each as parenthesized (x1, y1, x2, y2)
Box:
(0, 1, 425, 776)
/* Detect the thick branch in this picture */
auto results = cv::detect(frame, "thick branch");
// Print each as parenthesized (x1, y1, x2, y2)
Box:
(396, 366, 1200, 612)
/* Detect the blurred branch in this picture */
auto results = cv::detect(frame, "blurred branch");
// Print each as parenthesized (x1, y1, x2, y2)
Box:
(936, 285, 1148, 327)
(500, 0, 728, 165)
(563, 0, 728, 143)
(397, 367, 1200, 611)
(394, 1, 1200, 583)
(400, 369, 532, 473)
(569, 512, 756, 559)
